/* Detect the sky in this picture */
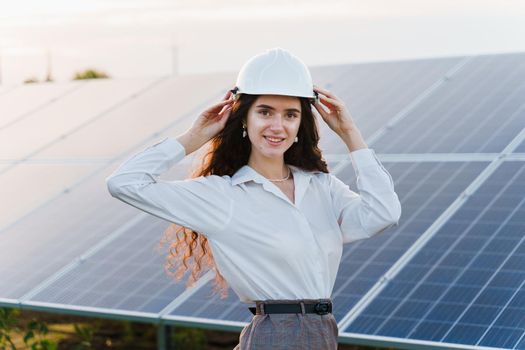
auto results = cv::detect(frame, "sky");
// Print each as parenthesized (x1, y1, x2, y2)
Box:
(1, 0, 525, 85)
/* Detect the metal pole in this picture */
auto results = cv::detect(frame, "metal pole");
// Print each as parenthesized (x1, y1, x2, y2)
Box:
(45, 49, 52, 82)
(157, 323, 172, 350)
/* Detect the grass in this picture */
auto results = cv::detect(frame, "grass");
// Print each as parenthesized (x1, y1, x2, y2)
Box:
(3, 308, 393, 349)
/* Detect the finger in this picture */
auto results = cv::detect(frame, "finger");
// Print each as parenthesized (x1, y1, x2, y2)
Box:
(222, 105, 232, 117)
(319, 95, 343, 110)
(220, 105, 231, 113)
(206, 99, 233, 113)
(218, 105, 232, 120)
(317, 96, 336, 111)
(312, 100, 329, 119)
(220, 101, 234, 114)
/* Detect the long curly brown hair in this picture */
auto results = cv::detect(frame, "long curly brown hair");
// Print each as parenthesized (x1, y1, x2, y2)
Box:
(157, 93, 329, 299)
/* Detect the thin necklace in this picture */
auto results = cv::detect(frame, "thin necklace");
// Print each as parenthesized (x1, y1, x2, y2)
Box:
(269, 166, 291, 182)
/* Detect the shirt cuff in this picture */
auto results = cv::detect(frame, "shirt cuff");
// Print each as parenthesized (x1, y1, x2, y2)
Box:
(150, 136, 187, 158)
(350, 148, 395, 189)
(350, 148, 380, 170)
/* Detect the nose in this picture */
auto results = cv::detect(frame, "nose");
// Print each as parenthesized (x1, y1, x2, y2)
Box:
(269, 114, 285, 131)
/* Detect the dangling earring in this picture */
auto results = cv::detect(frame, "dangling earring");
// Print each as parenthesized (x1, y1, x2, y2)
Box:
(242, 124, 247, 138)
(294, 136, 298, 143)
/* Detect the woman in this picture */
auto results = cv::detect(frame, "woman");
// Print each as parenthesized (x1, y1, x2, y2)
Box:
(106, 47, 401, 349)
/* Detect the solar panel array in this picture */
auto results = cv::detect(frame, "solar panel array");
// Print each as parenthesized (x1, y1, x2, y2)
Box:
(1, 52, 524, 350)
(348, 162, 525, 349)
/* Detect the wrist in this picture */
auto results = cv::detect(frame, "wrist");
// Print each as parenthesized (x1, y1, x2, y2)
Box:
(339, 122, 358, 135)
(176, 130, 208, 155)
(340, 127, 368, 152)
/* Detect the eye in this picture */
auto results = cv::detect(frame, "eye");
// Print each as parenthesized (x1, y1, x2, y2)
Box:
(287, 113, 299, 118)
(259, 110, 270, 116)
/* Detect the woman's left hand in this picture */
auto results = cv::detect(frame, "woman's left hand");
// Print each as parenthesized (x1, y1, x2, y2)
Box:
(312, 85, 356, 136)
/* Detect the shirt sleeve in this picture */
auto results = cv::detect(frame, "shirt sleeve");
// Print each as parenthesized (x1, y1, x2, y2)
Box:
(329, 148, 402, 244)
(105, 137, 233, 239)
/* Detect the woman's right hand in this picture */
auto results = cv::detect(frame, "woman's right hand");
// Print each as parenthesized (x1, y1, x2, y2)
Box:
(177, 88, 235, 155)
(189, 88, 234, 142)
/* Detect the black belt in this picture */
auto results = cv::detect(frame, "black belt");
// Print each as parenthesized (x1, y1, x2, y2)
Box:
(248, 299, 332, 315)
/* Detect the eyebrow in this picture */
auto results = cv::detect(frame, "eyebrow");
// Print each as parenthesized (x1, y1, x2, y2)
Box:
(256, 104, 301, 114)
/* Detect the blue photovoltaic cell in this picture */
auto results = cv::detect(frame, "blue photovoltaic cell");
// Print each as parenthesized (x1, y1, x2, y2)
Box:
(315, 57, 463, 155)
(167, 279, 252, 322)
(0, 167, 143, 298)
(515, 141, 525, 153)
(0, 163, 98, 229)
(0, 154, 191, 299)
(347, 161, 525, 350)
(170, 160, 488, 323)
(372, 53, 525, 154)
(31, 217, 186, 313)
(330, 160, 488, 322)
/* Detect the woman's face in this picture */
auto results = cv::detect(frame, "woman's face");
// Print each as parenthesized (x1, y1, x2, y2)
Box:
(245, 94, 302, 160)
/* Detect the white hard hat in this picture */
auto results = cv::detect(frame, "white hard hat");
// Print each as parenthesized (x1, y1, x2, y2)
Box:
(231, 47, 318, 103)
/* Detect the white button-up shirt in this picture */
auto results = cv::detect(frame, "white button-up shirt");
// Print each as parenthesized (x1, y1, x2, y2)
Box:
(106, 137, 401, 304)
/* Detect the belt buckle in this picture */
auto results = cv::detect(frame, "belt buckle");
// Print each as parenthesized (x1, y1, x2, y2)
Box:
(314, 301, 331, 315)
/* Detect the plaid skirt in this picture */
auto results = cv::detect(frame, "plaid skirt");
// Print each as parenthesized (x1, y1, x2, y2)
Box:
(233, 299, 339, 350)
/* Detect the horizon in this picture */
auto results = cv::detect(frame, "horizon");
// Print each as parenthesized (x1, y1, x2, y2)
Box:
(1, 0, 525, 85)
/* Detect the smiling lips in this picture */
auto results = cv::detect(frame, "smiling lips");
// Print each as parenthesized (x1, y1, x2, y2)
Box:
(264, 136, 285, 145)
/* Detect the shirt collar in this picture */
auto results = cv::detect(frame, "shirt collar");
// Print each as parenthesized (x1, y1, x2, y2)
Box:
(231, 164, 322, 186)
(232, 164, 323, 208)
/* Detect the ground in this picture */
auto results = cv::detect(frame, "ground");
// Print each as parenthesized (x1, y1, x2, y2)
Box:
(3, 309, 393, 349)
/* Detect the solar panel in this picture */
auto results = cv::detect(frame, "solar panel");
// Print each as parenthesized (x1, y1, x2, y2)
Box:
(30, 217, 187, 313)
(515, 141, 525, 153)
(166, 279, 250, 322)
(0, 78, 160, 160)
(0, 82, 83, 129)
(0, 151, 195, 298)
(346, 161, 525, 349)
(0, 163, 96, 228)
(0, 171, 138, 298)
(310, 63, 353, 87)
(371, 53, 525, 154)
(330, 161, 489, 320)
(0, 72, 236, 229)
(316, 57, 464, 154)
(33, 72, 237, 160)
